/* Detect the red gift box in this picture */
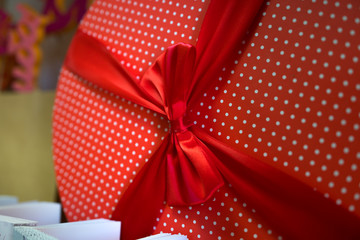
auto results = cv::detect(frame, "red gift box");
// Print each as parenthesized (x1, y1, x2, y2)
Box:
(53, 0, 360, 239)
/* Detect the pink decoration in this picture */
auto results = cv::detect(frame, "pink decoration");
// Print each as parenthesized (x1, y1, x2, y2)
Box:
(6, 5, 48, 91)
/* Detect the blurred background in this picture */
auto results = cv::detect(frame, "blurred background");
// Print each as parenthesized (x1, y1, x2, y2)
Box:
(0, 0, 91, 202)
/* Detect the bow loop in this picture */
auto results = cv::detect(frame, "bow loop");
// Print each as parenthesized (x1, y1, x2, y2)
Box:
(140, 43, 196, 119)
(166, 130, 224, 206)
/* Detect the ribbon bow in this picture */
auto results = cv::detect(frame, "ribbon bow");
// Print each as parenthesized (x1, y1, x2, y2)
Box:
(64, 0, 360, 239)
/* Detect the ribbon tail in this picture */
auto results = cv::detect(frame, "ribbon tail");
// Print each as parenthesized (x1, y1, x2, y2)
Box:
(111, 135, 170, 240)
(193, 127, 360, 240)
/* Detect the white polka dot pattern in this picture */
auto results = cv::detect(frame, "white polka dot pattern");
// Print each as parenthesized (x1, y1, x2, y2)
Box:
(53, 69, 169, 220)
(53, 0, 360, 239)
(190, 0, 360, 216)
(80, 0, 208, 79)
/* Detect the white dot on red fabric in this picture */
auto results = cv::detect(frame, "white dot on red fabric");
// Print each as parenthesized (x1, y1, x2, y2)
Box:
(191, 0, 360, 216)
(81, 0, 208, 79)
(53, 68, 170, 220)
(153, 185, 281, 239)
(53, 0, 360, 239)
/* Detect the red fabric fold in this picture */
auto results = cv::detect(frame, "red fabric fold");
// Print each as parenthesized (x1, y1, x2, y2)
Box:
(190, 0, 265, 106)
(168, 130, 224, 206)
(64, 30, 164, 115)
(194, 127, 360, 240)
(63, 0, 360, 239)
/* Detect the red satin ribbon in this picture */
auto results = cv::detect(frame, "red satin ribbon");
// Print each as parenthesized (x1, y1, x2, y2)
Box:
(64, 0, 360, 239)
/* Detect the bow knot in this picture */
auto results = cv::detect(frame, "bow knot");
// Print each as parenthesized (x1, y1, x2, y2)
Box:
(169, 110, 193, 133)
(169, 115, 192, 133)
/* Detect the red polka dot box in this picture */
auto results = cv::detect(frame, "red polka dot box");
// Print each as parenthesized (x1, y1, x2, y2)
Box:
(52, 0, 360, 239)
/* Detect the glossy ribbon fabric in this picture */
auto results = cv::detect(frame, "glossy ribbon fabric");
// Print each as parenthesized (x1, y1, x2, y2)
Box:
(64, 0, 360, 239)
